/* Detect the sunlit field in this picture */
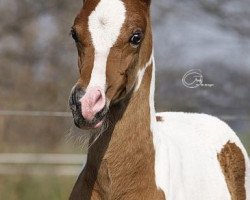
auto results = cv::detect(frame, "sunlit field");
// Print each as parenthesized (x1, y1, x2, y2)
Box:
(0, 175, 75, 200)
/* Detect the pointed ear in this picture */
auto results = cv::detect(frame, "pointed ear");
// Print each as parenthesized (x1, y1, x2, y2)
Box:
(141, 0, 151, 7)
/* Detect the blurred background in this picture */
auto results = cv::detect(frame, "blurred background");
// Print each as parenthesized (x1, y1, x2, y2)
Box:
(0, 0, 249, 199)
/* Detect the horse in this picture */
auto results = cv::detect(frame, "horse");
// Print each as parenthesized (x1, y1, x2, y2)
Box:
(68, 0, 250, 199)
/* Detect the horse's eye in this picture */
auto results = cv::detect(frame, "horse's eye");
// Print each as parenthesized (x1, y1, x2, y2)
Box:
(129, 31, 143, 47)
(71, 28, 79, 43)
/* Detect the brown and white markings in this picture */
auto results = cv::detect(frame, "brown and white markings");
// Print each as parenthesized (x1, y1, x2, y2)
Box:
(68, 0, 250, 199)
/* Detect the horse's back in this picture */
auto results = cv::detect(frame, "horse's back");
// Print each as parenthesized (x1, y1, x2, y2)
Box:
(246, 160, 250, 200)
(154, 112, 250, 200)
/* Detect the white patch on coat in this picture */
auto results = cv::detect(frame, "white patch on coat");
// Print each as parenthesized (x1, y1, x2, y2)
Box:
(147, 55, 250, 199)
(87, 0, 126, 91)
(246, 158, 250, 200)
(135, 54, 153, 91)
(153, 111, 250, 199)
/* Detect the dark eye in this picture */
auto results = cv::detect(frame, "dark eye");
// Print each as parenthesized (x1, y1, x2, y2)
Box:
(129, 31, 143, 47)
(71, 28, 79, 43)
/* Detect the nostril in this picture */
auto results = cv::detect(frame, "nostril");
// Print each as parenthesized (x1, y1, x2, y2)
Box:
(80, 87, 106, 121)
(93, 90, 102, 104)
(96, 92, 102, 103)
(69, 92, 77, 112)
(92, 90, 105, 112)
(69, 86, 85, 112)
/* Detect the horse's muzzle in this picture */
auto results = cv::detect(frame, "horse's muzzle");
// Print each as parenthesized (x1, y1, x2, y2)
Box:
(69, 85, 108, 129)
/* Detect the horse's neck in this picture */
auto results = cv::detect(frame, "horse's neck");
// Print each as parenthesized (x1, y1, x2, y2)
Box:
(103, 64, 153, 163)
(70, 61, 164, 199)
(84, 63, 161, 198)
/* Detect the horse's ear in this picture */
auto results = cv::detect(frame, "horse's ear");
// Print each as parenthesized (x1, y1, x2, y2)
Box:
(141, 0, 151, 7)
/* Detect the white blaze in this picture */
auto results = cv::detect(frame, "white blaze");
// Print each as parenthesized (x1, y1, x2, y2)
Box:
(87, 0, 126, 91)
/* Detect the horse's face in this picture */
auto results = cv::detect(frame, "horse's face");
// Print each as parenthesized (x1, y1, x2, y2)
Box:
(69, 0, 152, 129)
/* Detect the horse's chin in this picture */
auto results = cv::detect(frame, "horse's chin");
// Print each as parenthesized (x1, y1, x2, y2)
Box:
(93, 120, 104, 129)
(75, 115, 106, 131)
(83, 120, 104, 130)
(72, 102, 109, 130)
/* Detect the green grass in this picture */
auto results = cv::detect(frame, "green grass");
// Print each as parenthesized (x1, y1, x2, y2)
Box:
(0, 175, 75, 200)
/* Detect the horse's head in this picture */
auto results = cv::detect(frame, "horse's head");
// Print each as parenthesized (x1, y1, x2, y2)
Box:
(69, 0, 152, 129)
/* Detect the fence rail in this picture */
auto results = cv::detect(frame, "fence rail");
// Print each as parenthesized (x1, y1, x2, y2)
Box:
(0, 165, 82, 176)
(0, 153, 86, 165)
(0, 110, 71, 117)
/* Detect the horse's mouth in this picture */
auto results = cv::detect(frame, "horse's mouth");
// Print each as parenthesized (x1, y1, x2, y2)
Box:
(71, 106, 108, 130)
(69, 85, 109, 130)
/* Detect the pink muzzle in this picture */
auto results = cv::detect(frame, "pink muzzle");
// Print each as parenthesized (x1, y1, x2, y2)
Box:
(79, 87, 106, 121)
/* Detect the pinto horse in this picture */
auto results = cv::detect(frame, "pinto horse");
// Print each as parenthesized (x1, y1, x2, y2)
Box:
(68, 0, 250, 199)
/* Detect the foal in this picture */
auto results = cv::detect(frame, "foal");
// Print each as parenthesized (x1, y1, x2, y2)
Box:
(69, 0, 250, 199)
